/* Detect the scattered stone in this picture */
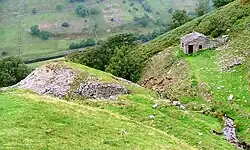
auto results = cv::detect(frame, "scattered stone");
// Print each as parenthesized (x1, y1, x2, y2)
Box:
(149, 115, 155, 119)
(198, 132, 203, 136)
(76, 81, 130, 100)
(121, 129, 127, 136)
(179, 104, 186, 110)
(152, 103, 158, 109)
(14, 62, 76, 98)
(228, 94, 234, 101)
(172, 101, 181, 106)
(216, 86, 224, 90)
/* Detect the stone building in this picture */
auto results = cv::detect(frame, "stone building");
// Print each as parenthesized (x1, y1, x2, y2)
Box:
(180, 32, 211, 54)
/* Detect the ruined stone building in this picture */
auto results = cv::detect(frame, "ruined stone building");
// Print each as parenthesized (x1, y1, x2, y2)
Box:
(180, 32, 211, 54)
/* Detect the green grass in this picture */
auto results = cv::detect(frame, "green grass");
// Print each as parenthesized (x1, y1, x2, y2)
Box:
(0, 87, 235, 149)
(138, 0, 250, 143)
(0, 92, 196, 150)
(0, 59, 237, 149)
(186, 50, 250, 140)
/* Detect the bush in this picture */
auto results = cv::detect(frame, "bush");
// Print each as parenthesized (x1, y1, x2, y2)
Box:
(30, 25, 52, 40)
(212, 0, 234, 8)
(32, 8, 37, 14)
(1, 51, 7, 56)
(168, 8, 173, 14)
(0, 57, 31, 87)
(134, 14, 151, 27)
(67, 34, 137, 71)
(75, 5, 100, 17)
(62, 22, 70, 27)
(30, 25, 40, 35)
(39, 31, 52, 40)
(90, 8, 100, 15)
(141, 2, 152, 13)
(106, 45, 141, 81)
(69, 38, 97, 49)
(56, 4, 63, 10)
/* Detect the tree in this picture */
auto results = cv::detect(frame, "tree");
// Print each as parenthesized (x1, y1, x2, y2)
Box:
(67, 34, 138, 71)
(171, 10, 190, 29)
(195, 0, 210, 17)
(134, 14, 151, 27)
(39, 31, 52, 40)
(56, 4, 63, 10)
(30, 25, 40, 35)
(106, 45, 141, 82)
(0, 57, 31, 87)
(76, 5, 88, 17)
(212, 0, 234, 8)
(75, 5, 100, 17)
(30, 25, 52, 40)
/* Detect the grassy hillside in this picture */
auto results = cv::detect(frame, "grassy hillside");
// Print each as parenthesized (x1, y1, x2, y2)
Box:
(137, 0, 250, 142)
(0, 60, 235, 149)
(0, 0, 200, 60)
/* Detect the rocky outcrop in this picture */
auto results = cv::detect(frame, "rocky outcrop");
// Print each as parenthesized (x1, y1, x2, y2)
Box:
(76, 81, 130, 100)
(15, 62, 76, 98)
(14, 62, 130, 100)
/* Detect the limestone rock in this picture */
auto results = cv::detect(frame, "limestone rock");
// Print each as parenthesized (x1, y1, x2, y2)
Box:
(76, 81, 130, 100)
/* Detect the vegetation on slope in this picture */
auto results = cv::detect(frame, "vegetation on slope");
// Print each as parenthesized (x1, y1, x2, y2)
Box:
(0, 57, 31, 87)
(138, 0, 250, 143)
(0, 81, 234, 149)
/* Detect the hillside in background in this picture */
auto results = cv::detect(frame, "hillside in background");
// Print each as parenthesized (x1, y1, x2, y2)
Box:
(0, 0, 202, 60)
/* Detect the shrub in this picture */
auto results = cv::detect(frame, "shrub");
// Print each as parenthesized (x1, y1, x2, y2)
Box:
(39, 31, 52, 40)
(67, 34, 137, 71)
(56, 4, 63, 10)
(134, 14, 151, 27)
(32, 8, 37, 14)
(30, 25, 52, 40)
(1, 51, 7, 56)
(168, 8, 173, 14)
(106, 45, 141, 82)
(75, 5, 100, 17)
(62, 22, 70, 27)
(0, 57, 31, 87)
(69, 38, 97, 49)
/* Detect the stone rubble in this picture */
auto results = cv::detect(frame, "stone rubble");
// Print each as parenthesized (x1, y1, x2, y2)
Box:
(76, 81, 130, 100)
(13, 62, 130, 100)
(14, 63, 76, 98)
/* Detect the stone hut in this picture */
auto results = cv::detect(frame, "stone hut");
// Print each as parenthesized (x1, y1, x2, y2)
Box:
(180, 32, 211, 54)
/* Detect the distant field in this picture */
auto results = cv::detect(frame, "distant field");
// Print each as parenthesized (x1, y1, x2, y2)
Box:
(0, 0, 199, 60)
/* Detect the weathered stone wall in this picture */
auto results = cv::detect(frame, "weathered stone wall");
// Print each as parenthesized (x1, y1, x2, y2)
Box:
(76, 81, 130, 100)
(182, 37, 211, 54)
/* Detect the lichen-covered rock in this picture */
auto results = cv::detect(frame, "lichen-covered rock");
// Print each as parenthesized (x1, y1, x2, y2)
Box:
(76, 81, 130, 100)
(14, 62, 76, 98)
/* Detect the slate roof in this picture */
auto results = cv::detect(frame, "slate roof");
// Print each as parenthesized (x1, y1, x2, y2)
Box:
(181, 32, 208, 43)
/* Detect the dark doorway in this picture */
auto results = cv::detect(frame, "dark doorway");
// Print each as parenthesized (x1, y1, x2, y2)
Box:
(188, 45, 193, 54)
(199, 45, 202, 49)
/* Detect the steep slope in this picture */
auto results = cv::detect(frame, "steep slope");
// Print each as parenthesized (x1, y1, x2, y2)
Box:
(0, 61, 235, 149)
(137, 0, 250, 145)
